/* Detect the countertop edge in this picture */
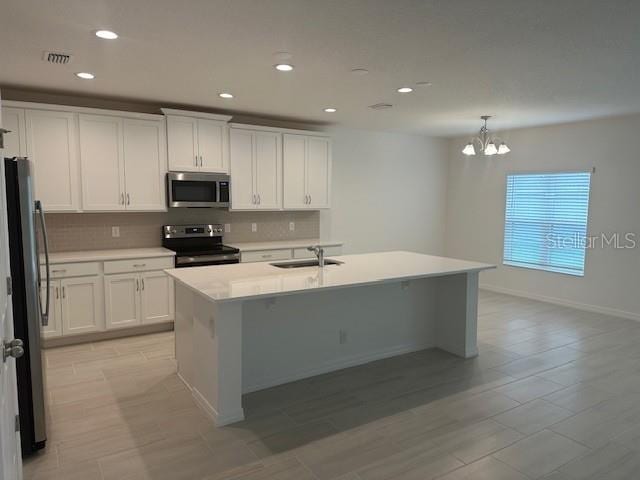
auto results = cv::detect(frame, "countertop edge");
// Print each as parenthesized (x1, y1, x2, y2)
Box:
(167, 263, 495, 305)
(228, 240, 343, 252)
(44, 248, 176, 264)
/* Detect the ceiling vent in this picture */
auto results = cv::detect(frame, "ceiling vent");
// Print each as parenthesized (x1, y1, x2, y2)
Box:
(42, 51, 73, 65)
(369, 103, 393, 110)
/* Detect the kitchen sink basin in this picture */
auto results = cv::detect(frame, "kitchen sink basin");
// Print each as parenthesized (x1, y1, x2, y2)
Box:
(270, 259, 344, 269)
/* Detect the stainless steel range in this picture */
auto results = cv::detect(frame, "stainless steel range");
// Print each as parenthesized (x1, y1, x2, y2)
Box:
(162, 224, 240, 267)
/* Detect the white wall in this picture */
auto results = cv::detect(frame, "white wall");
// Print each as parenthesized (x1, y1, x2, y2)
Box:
(321, 128, 449, 255)
(445, 114, 640, 320)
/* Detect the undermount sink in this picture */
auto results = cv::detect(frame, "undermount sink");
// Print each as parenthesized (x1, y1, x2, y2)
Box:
(270, 259, 344, 269)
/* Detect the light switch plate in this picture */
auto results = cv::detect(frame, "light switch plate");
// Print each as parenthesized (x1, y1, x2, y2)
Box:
(251, 223, 257, 232)
(289, 222, 295, 232)
(224, 223, 231, 233)
(111, 226, 120, 238)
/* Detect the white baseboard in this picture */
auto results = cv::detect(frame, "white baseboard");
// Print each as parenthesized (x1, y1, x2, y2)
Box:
(480, 283, 640, 322)
(190, 385, 245, 427)
(242, 341, 434, 394)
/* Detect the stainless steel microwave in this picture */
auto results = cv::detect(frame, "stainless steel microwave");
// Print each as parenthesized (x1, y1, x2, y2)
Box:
(167, 172, 230, 208)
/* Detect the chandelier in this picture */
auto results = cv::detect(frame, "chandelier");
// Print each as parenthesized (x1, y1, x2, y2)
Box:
(462, 115, 510, 156)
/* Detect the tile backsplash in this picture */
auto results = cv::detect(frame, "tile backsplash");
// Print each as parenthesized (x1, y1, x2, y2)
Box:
(46, 210, 320, 252)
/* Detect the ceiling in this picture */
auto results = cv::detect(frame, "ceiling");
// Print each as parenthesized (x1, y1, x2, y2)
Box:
(1, 0, 639, 136)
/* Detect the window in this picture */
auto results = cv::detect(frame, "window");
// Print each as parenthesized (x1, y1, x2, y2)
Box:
(503, 171, 592, 276)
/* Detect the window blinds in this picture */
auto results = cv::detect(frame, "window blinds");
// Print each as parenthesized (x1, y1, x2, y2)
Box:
(503, 171, 592, 276)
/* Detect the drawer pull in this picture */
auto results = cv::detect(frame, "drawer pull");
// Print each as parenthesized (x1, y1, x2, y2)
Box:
(261, 254, 272, 258)
(133, 264, 146, 268)
(52, 269, 66, 274)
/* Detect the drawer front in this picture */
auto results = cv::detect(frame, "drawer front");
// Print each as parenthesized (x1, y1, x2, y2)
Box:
(43, 262, 100, 279)
(293, 246, 342, 259)
(103, 256, 174, 274)
(241, 249, 292, 263)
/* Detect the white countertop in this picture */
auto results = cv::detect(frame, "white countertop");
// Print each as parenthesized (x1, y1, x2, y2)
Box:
(228, 239, 343, 252)
(44, 248, 175, 264)
(166, 251, 495, 303)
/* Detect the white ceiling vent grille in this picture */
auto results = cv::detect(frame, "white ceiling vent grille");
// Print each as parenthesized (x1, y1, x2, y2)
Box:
(369, 103, 393, 110)
(42, 51, 73, 65)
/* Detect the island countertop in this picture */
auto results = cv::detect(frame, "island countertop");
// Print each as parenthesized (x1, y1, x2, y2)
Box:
(165, 251, 495, 303)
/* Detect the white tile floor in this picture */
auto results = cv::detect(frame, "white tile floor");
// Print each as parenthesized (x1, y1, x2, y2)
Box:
(23, 290, 640, 479)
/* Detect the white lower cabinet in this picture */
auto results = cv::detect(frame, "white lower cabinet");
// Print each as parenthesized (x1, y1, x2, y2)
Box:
(61, 276, 103, 335)
(41, 283, 62, 339)
(104, 273, 140, 329)
(41, 256, 174, 340)
(104, 270, 174, 330)
(141, 271, 174, 324)
(42, 276, 103, 338)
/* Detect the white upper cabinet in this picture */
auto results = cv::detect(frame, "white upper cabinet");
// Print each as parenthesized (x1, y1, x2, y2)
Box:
(79, 114, 166, 212)
(163, 110, 231, 173)
(122, 118, 166, 210)
(79, 114, 126, 211)
(2, 107, 27, 158)
(229, 126, 282, 210)
(306, 137, 331, 208)
(25, 109, 80, 211)
(283, 134, 331, 209)
(197, 118, 227, 172)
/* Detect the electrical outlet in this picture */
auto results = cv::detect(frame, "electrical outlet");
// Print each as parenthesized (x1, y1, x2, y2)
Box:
(251, 223, 257, 232)
(289, 222, 295, 232)
(111, 226, 120, 238)
(224, 223, 231, 233)
(339, 329, 348, 345)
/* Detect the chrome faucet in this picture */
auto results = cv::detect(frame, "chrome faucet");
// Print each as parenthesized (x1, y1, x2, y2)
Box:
(307, 245, 325, 267)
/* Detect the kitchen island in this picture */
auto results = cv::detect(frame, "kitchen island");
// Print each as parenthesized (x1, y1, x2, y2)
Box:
(166, 251, 494, 425)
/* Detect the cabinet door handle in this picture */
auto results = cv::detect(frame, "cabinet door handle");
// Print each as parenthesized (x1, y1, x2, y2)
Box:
(252, 194, 256, 204)
(199, 155, 203, 167)
(62, 287, 66, 299)
(136, 279, 139, 291)
(55, 287, 59, 299)
(52, 269, 66, 274)
(141, 278, 145, 290)
(308, 194, 311, 205)
(195, 155, 198, 167)
(126, 193, 131, 205)
(257, 194, 261, 204)
(120, 193, 125, 205)
(133, 263, 146, 268)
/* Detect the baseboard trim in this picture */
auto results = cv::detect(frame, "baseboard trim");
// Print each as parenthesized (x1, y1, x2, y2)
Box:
(242, 341, 434, 394)
(480, 284, 640, 322)
(191, 386, 244, 426)
(42, 322, 174, 348)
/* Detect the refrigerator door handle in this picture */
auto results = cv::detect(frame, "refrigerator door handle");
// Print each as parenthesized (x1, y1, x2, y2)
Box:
(35, 200, 50, 327)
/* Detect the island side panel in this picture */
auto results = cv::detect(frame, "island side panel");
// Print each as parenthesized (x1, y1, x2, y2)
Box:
(434, 272, 479, 358)
(175, 282, 245, 426)
(241, 278, 437, 393)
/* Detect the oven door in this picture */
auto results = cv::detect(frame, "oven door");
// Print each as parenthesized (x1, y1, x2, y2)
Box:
(167, 172, 230, 208)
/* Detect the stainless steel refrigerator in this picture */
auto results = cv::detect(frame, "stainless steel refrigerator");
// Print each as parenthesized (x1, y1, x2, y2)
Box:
(4, 157, 49, 454)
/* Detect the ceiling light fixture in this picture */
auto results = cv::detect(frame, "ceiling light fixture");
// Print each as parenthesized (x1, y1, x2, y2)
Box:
(275, 64, 294, 72)
(462, 116, 511, 156)
(323, 107, 337, 113)
(397, 87, 413, 93)
(95, 30, 118, 40)
(219, 92, 234, 99)
(75, 72, 95, 79)
(351, 68, 369, 75)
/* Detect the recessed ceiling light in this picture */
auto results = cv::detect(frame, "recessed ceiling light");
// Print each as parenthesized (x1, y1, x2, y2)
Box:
(219, 92, 234, 99)
(95, 30, 118, 40)
(397, 87, 413, 93)
(323, 108, 337, 113)
(75, 72, 95, 79)
(275, 64, 294, 72)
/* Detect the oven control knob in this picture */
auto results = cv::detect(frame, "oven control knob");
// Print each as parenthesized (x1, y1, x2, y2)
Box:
(207, 227, 212, 233)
